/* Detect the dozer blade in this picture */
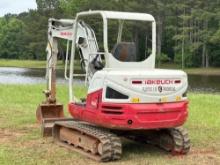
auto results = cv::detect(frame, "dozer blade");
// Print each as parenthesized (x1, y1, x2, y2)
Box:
(36, 103, 67, 137)
(36, 104, 64, 123)
(41, 118, 74, 137)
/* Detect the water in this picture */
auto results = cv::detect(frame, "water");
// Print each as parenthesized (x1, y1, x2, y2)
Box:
(0, 67, 220, 93)
(0, 67, 83, 85)
(188, 74, 220, 93)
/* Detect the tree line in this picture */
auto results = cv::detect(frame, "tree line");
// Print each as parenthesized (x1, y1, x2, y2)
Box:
(0, 0, 219, 68)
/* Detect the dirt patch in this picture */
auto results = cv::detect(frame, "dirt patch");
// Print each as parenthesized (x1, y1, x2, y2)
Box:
(177, 148, 220, 165)
(0, 124, 53, 148)
(190, 147, 218, 155)
(1, 125, 220, 165)
(0, 128, 25, 144)
(0, 124, 38, 144)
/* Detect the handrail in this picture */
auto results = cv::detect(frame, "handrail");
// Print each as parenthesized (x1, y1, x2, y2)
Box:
(64, 40, 70, 80)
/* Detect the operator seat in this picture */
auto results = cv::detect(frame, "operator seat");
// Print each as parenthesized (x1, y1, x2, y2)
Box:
(112, 42, 136, 62)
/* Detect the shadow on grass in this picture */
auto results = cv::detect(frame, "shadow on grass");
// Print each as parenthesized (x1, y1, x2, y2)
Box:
(120, 139, 168, 162)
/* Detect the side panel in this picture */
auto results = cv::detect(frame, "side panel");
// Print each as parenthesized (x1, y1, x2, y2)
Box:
(88, 69, 188, 104)
(68, 89, 189, 130)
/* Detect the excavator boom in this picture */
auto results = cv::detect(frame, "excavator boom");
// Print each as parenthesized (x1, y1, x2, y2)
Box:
(36, 18, 102, 136)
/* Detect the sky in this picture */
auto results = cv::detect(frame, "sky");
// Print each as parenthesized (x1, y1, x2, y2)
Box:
(0, 0, 37, 17)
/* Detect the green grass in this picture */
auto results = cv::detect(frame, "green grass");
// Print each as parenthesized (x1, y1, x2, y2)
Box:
(0, 84, 220, 165)
(0, 59, 81, 70)
(184, 68, 220, 75)
(0, 59, 51, 69)
(1, 59, 220, 76)
(160, 63, 220, 75)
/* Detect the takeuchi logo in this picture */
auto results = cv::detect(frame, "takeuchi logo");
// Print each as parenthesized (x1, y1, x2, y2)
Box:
(60, 32, 72, 36)
(145, 79, 174, 85)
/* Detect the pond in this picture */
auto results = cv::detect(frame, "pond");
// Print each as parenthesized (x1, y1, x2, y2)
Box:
(0, 67, 83, 85)
(0, 67, 220, 93)
(187, 74, 220, 93)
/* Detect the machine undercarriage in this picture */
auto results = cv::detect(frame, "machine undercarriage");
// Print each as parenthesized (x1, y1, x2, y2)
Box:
(51, 120, 190, 162)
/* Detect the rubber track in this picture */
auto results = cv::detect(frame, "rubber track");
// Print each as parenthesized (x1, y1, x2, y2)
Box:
(78, 124, 122, 160)
(126, 126, 190, 155)
(53, 121, 122, 162)
(169, 127, 190, 154)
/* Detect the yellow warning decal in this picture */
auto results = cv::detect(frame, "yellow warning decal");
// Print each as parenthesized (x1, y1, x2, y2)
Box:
(175, 96, 181, 101)
(161, 97, 168, 102)
(131, 98, 140, 103)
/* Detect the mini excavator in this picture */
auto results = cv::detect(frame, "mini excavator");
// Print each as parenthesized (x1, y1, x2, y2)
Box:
(36, 11, 190, 162)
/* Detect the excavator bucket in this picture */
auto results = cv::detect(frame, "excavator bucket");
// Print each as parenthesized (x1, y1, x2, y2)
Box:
(36, 104, 65, 137)
(36, 104, 64, 123)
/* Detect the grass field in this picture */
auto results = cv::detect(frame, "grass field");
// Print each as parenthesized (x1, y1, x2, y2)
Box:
(1, 59, 220, 76)
(0, 59, 81, 70)
(0, 84, 220, 165)
(0, 59, 52, 69)
(160, 63, 220, 76)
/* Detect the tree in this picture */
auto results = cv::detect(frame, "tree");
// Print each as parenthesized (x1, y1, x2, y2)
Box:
(0, 16, 25, 59)
(0, 0, 219, 67)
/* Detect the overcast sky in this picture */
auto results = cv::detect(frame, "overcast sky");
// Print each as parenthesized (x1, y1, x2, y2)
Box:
(0, 0, 37, 17)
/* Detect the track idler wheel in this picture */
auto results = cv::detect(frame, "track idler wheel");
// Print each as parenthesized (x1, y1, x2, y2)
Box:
(159, 127, 190, 155)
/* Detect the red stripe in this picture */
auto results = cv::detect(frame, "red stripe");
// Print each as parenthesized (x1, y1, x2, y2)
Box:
(132, 80, 142, 84)
(175, 80, 181, 84)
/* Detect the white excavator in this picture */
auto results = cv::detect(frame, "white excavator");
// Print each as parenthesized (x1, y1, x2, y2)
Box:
(36, 11, 190, 162)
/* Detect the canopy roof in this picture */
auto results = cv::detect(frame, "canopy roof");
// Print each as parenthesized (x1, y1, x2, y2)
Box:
(77, 10, 155, 22)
